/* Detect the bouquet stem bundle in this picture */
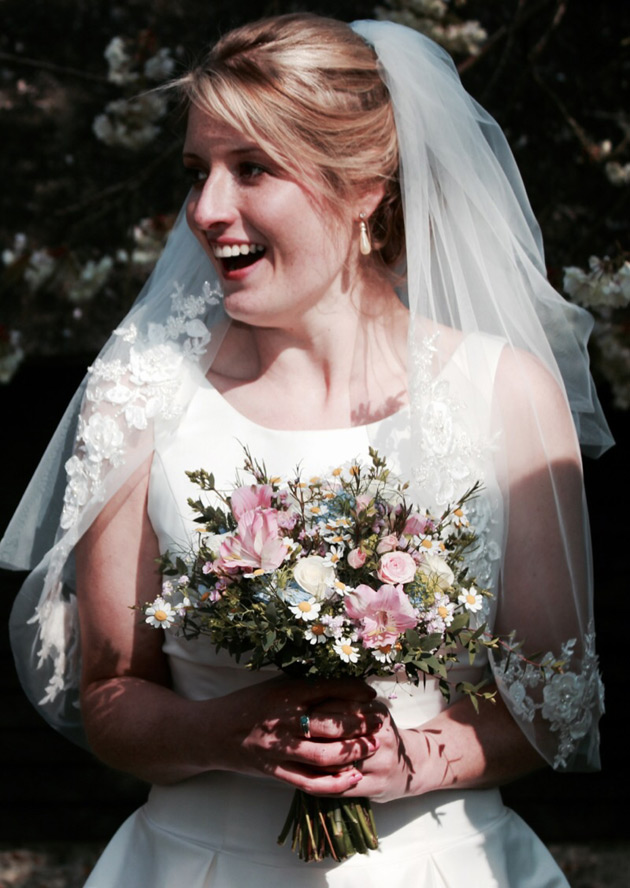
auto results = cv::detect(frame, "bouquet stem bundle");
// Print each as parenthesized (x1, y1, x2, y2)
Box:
(278, 791, 378, 862)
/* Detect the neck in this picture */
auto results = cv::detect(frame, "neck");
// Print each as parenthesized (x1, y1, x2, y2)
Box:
(212, 270, 409, 428)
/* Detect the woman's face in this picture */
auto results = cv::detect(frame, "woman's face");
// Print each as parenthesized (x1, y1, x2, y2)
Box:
(183, 107, 362, 329)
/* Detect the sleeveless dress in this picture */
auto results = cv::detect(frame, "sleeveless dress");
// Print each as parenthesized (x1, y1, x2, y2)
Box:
(84, 341, 569, 888)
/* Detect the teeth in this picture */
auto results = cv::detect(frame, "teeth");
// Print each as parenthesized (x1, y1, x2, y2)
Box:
(212, 243, 264, 259)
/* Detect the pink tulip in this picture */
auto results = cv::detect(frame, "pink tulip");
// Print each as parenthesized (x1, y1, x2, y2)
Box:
(217, 508, 288, 573)
(345, 583, 417, 649)
(230, 484, 273, 521)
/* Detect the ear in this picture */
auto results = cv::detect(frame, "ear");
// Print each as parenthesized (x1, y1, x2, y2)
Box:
(353, 181, 386, 220)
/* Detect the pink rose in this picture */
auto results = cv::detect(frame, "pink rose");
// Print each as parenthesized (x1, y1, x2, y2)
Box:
(347, 547, 367, 569)
(230, 484, 273, 520)
(217, 508, 288, 573)
(376, 533, 399, 554)
(345, 583, 417, 649)
(377, 550, 417, 584)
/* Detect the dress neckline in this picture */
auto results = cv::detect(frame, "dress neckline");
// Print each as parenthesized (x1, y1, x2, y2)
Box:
(198, 373, 410, 435)
(198, 331, 481, 435)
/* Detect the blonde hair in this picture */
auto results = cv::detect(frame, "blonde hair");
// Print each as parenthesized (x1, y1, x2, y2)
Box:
(175, 14, 404, 266)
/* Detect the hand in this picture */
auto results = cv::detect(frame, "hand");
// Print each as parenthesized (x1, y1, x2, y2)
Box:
(306, 699, 419, 802)
(213, 676, 384, 794)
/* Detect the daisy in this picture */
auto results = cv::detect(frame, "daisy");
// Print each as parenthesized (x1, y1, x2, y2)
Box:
(289, 598, 322, 621)
(372, 644, 396, 664)
(333, 638, 360, 663)
(145, 598, 176, 629)
(458, 586, 484, 612)
(449, 506, 469, 529)
(323, 544, 345, 567)
(304, 623, 328, 644)
(417, 537, 443, 554)
(425, 593, 455, 632)
(304, 502, 328, 519)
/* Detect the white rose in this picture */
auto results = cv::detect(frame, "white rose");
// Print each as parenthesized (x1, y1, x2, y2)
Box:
(420, 552, 454, 591)
(293, 556, 336, 601)
(202, 532, 229, 557)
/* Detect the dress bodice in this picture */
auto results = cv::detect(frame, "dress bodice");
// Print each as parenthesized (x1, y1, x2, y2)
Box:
(147, 342, 504, 729)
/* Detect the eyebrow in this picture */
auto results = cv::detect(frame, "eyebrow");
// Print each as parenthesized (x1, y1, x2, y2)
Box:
(182, 145, 264, 160)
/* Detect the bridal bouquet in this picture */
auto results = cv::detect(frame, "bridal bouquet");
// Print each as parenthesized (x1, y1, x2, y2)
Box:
(142, 448, 496, 862)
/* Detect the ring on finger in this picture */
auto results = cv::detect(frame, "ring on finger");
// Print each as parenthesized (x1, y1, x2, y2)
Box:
(299, 713, 311, 739)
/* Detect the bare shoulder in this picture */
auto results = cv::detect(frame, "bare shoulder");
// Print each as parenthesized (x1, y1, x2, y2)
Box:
(495, 346, 581, 464)
(495, 347, 570, 415)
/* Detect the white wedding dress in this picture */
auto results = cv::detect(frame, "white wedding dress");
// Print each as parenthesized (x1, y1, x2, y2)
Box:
(84, 340, 569, 888)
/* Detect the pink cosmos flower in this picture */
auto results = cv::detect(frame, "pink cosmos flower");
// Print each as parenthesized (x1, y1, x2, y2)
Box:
(377, 550, 417, 584)
(344, 583, 417, 649)
(217, 508, 288, 573)
(230, 484, 273, 521)
(347, 547, 367, 569)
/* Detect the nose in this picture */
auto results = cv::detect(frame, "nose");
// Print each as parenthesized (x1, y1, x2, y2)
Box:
(190, 169, 238, 232)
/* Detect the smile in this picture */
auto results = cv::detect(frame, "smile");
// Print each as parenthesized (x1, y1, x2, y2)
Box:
(211, 242, 266, 273)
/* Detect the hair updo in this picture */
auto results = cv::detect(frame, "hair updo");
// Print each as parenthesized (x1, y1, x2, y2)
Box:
(176, 14, 404, 267)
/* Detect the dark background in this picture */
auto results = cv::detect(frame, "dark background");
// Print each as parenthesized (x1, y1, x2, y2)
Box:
(1, 0, 629, 846)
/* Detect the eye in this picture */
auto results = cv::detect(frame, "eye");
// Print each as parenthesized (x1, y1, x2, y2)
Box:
(238, 161, 267, 181)
(184, 166, 208, 187)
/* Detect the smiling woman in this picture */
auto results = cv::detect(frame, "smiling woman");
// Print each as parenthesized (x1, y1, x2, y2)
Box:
(181, 110, 388, 342)
(0, 12, 612, 888)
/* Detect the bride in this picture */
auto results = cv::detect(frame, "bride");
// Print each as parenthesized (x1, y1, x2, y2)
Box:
(1, 14, 612, 886)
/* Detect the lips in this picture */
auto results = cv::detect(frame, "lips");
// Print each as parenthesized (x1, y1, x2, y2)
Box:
(212, 242, 266, 274)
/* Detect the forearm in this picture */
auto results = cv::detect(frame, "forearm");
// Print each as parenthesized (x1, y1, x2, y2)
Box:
(82, 673, 377, 789)
(82, 677, 233, 785)
(393, 691, 545, 800)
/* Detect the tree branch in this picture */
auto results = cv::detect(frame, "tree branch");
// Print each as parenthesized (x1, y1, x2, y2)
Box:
(0, 50, 108, 84)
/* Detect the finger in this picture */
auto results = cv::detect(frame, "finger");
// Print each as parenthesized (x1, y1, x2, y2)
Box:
(272, 761, 364, 795)
(285, 734, 380, 770)
(304, 706, 384, 740)
(291, 677, 377, 707)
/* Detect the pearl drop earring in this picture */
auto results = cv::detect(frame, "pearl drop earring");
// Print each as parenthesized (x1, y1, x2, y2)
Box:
(359, 213, 372, 256)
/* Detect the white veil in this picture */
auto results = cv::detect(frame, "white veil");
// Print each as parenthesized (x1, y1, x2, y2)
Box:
(1, 19, 612, 764)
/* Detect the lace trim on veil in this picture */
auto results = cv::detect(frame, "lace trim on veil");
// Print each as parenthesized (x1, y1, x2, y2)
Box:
(32, 281, 221, 707)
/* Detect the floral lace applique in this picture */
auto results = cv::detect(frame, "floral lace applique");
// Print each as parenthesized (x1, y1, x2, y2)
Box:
(60, 280, 220, 532)
(464, 494, 502, 623)
(493, 626, 604, 769)
(409, 334, 491, 507)
(408, 334, 501, 609)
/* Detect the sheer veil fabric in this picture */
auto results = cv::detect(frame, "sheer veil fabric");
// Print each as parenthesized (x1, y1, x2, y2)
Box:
(0, 20, 612, 764)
